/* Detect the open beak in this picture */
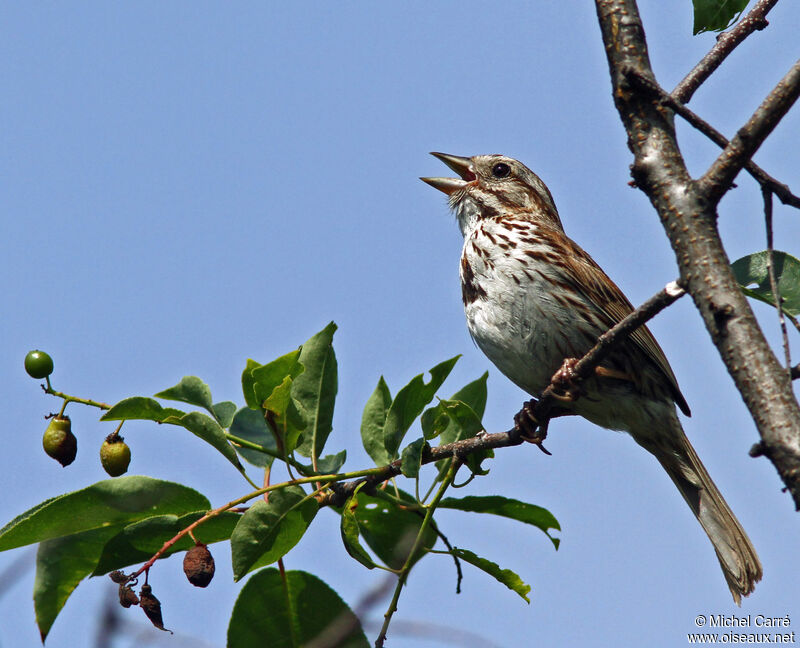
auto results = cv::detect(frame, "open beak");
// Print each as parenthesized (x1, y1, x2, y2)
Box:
(420, 152, 475, 195)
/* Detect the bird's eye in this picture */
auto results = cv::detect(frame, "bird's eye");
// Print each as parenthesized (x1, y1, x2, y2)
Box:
(492, 162, 511, 178)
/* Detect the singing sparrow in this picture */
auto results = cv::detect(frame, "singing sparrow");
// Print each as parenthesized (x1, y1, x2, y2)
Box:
(421, 152, 761, 603)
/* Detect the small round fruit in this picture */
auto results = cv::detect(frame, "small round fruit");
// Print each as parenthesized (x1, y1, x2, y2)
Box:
(42, 416, 77, 467)
(183, 543, 215, 587)
(24, 350, 54, 379)
(100, 436, 131, 477)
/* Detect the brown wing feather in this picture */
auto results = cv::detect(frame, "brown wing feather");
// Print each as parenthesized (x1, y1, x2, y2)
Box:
(557, 232, 691, 416)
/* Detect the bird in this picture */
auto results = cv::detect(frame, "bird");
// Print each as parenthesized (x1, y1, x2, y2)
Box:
(421, 152, 762, 603)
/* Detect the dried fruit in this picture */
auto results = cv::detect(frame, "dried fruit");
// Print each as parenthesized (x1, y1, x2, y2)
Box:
(108, 570, 129, 584)
(100, 435, 131, 477)
(139, 584, 171, 633)
(24, 350, 53, 379)
(118, 584, 139, 608)
(42, 416, 77, 467)
(183, 543, 215, 587)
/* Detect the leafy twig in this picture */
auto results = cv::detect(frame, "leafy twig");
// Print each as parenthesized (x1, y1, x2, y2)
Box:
(672, 0, 780, 103)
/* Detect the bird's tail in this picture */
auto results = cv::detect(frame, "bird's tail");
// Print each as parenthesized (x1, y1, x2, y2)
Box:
(635, 413, 762, 604)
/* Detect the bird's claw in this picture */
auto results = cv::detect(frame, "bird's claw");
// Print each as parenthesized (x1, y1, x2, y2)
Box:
(513, 400, 552, 455)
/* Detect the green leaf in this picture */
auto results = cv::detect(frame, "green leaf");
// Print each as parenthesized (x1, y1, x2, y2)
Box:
(315, 450, 347, 474)
(35, 527, 120, 640)
(433, 373, 491, 479)
(230, 486, 318, 580)
(452, 371, 489, 419)
(100, 396, 186, 422)
(91, 530, 153, 577)
(420, 403, 451, 440)
(340, 493, 378, 569)
(383, 356, 460, 460)
(212, 401, 237, 428)
(692, 0, 750, 34)
(361, 376, 393, 465)
(435, 399, 493, 477)
(251, 349, 304, 408)
(293, 322, 338, 461)
(732, 250, 800, 318)
(451, 547, 531, 603)
(262, 375, 307, 455)
(154, 375, 214, 411)
(241, 359, 262, 409)
(241, 349, 304, 411)
(400, 437, 427, 478)
(354, 490, 436, 570)
(0, 476, 209, 551)
(228, 568, 369, 648)
(229, 407, 277, 468)
(164, 411, 244, 473)
(439, 495, 560, 549)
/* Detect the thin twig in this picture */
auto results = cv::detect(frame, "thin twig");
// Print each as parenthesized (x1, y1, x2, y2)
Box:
(41, 384, 111, 410)
(375, 459, 461, 648)
(624, 68, 800, 209)
(701, 58, 800, 205)
(672, 0, 780, 103)
(763, 188, 792, 368)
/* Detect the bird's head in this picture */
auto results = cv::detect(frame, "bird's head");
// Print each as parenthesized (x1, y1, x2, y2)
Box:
(421, 153, 562, 235)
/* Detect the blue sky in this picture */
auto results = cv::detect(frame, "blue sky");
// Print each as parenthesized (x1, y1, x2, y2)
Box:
(2, 3, 799, 647)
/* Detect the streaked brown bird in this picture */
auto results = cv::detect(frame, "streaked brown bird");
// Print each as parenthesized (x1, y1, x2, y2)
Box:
(422, 152, 761, 603)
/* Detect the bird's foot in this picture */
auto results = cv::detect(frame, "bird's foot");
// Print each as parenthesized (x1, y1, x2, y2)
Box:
(550, 358, 584, 401)
(513, 400, 552, 455)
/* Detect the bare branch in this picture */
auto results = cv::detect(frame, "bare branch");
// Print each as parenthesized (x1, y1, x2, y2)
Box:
(595, 0, 800, 508)
(672, 0, 781, 103)
(701, 58, 800, 206)
(763, 188, 792, 367)
(624, 68, 800, 209)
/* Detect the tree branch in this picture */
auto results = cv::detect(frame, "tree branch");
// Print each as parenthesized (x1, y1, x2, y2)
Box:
(672, 0, 781, 104)
(701, 58, 800, 206)
(763, 188, 792, 368)
(595, 0, 800, 508)
(624, 69, 800, 208)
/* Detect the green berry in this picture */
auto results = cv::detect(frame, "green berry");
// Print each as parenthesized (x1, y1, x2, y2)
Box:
(25, 350, 54, 379)
(43, 416, 77, 467)
(100, 436, 131, 477)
